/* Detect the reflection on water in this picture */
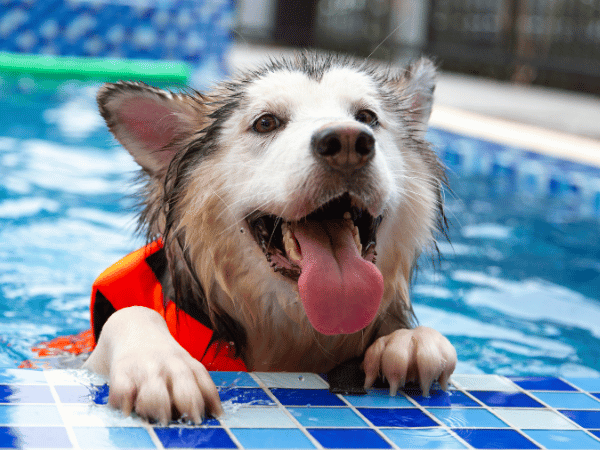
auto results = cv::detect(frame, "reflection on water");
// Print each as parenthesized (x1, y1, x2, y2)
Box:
(413, 162, 600, 376)
(1, 80, 600, 376)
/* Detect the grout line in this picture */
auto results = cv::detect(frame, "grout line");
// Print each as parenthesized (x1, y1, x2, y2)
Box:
(212, 373, 260, 449)
(45, 371, 81, 450)
(491, 375, 600, 448)
(450, 376, 545, 449)
(549, 378, 600, 445)
(335, 392, 401, 450)
(557, 377, 600, 407)
(144, 421, 165, 450)
(219, 421, 244, 450)
(249, 372, 323, 450)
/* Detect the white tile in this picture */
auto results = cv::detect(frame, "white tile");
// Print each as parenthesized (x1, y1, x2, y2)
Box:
(0, 369, 47, 384)
(60, 405, 146, 427)
(45, 369, 107, 386)
(0, 405, 63, 426)
(254, 372, 328, 389)
(451, 374, 519, 392)
(219, 406, 296, 428)
(491, 408, 578, 430)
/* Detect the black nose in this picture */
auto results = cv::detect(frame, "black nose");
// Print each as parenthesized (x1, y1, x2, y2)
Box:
(312, 124, 375, 173)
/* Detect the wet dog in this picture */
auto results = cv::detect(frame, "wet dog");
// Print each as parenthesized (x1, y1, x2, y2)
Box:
(84, 52, 457, 423)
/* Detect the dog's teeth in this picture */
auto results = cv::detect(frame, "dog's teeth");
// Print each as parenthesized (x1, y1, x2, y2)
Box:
(344, 212, 355, 231)
(283, 225, 301, 262)
(354, 231, 362, 254)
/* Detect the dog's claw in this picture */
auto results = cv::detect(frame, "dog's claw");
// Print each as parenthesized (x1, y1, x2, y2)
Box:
(389, 379, 401, 397)
(363, 326, 456, 401)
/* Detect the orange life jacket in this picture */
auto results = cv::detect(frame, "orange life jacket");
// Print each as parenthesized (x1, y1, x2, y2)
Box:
(89, 240, 247, 371)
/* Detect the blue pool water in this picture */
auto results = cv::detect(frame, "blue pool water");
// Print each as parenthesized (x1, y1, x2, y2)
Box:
(1, 77, 599, 376)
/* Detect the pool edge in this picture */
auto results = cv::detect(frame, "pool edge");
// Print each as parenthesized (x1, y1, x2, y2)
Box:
(430, 105, 600, 169)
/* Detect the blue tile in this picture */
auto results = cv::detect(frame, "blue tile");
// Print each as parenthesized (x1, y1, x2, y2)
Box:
(524, 430, 600, 449)
(55, 384, 109, 404)
(308, 428, 391, 449)
(0, 426, 71, 448)
(382, 429, 468, 449)
(532, 392, 600, 409)
(402, 384, 448, 398)
(564, 378, 600, 392)
(288, 407, 368, 428)
(154, 427, 236, 449)
(410, 390, 480, 407)
(0, 385, 54, 403)
(74, 427, 155, 448)
(452, 429, 539, 449)
(428, 408, 508, 428)
(357, 408, 438, 427)
(218, 388, 275, 405)
(210, 372, 258, 388)
(469, 391, 544, 408)
(343, 390, 414, 408)
(231, 428, 315, 449)
(559, 410, 600, 428)
(270, 388, 344, 406)
(509, 377, 576, 391)
(592, 393, 600, 402)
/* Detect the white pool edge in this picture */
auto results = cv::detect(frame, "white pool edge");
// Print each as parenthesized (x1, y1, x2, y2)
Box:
(430, 105, 600, 168)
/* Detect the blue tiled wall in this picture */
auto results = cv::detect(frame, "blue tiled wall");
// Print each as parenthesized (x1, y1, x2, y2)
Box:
(0, 0, 233, 73)
(429, 127, 600, 221)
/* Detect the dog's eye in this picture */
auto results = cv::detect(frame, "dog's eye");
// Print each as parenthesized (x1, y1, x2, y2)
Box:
(253, 114, 281, 133)
(355, 109, 378, 127)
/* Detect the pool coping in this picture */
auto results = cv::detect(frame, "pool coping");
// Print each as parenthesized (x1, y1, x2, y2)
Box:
(430, 105, 600, 169)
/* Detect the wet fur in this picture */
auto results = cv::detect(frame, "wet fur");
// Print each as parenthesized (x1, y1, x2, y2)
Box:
(97, 52, 447, 373)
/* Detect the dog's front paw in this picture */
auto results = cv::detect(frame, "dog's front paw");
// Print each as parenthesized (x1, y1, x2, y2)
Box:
(108, 346, 222, 425)
(363, 326, 456, 396)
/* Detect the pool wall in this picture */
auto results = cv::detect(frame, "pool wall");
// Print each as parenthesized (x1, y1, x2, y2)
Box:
(428, 111, 600, 224)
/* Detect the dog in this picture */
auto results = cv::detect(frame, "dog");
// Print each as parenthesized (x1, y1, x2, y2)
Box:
(83, 52, 457, 424)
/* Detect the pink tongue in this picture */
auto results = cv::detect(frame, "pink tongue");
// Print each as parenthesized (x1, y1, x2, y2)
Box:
(294, 220, 384, 335)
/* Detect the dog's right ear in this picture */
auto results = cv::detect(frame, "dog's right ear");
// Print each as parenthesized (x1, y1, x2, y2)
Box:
(97, 81, 203, 176)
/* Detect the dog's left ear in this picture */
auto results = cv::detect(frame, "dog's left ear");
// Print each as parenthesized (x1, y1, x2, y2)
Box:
(391, 58, 436, 137)
(97, 81, 204, 177)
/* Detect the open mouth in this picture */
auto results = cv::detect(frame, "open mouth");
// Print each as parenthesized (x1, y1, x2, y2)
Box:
(246, 193, 382, 280)
(246, 193, 385, 336)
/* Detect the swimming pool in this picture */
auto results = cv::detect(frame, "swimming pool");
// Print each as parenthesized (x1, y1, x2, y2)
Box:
(1, 76, 599, 377)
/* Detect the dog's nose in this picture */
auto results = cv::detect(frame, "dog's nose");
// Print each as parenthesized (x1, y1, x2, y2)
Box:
(312, 124, 375, 173)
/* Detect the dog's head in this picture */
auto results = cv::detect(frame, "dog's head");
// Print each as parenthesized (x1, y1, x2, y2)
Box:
(97, 53, 445, 342)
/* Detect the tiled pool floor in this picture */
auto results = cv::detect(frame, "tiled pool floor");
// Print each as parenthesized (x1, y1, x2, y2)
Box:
(0, 369, 599, 449)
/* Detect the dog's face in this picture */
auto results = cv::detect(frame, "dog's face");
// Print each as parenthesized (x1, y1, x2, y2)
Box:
(97, 53, 444, 344)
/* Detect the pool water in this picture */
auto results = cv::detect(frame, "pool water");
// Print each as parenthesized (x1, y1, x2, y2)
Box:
(1, 78, 599, 376)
